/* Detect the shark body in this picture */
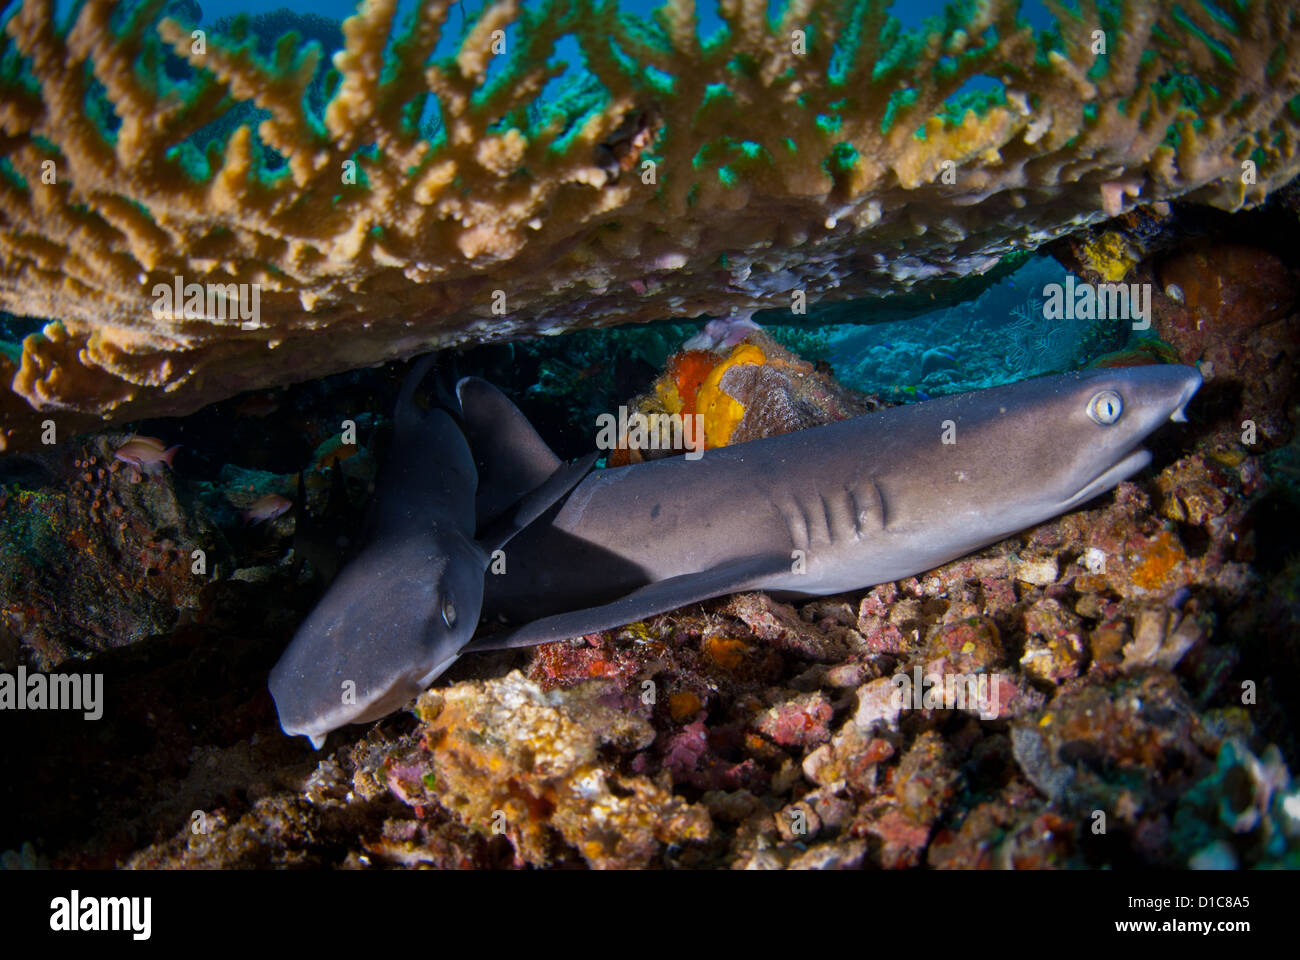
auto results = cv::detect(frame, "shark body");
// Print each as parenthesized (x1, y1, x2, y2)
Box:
(271, 363, 1202, 748)
(472, 363, 1202, 650)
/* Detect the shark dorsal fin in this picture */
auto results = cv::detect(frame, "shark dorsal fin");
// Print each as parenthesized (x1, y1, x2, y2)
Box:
(456, 376, 566, 527)
(375, 357, 479, 538)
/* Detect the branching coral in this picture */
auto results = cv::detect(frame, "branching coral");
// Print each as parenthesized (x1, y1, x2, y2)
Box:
(1, 0, 1298, 448)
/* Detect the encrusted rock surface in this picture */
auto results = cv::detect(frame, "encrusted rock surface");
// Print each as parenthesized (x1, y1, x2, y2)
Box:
(5, 281, 1300, 869)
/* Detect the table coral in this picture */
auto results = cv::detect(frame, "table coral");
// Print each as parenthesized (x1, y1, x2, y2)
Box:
(2, 0, 1299, 448)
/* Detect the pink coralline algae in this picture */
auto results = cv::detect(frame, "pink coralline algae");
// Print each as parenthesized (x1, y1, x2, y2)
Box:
(756, 693, 834, 749)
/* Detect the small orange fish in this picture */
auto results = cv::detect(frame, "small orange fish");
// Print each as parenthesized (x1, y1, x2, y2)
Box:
(114, 435, 180, 482)
(241, 493, 293, 525)
(313, 435, 360, 472)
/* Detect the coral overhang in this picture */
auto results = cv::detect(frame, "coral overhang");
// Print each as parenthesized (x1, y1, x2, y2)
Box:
(1, 0, 1298, 448)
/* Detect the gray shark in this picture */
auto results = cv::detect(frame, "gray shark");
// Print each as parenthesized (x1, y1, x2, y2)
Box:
(271, 362, 1201, 747)
(268, 357, 594, 748)
(472, 363, 1202, 647)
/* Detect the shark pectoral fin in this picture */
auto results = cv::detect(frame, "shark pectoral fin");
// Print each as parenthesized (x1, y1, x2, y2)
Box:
(456, 376, 569, 526)
(464, 553, 794, 652)
(477, 451, 599, 554)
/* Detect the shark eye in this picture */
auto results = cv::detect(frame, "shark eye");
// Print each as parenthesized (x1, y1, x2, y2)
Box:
(1086, 390, 1123, 425)
(441, 596, 457, 628)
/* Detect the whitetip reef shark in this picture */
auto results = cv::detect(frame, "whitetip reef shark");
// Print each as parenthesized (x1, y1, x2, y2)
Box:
(268, 357, 596, 748)
(270, 361, 1202, 748)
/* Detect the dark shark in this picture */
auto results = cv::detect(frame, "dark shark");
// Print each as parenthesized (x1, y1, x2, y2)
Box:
(268, 358, 592, 748)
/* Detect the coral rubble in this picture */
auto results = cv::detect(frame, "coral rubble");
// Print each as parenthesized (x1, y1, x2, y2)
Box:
(7, 338, 1300, 868)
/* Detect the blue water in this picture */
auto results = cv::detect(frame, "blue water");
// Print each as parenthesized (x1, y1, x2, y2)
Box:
(46, 0, 1060, 34)
(818, 255, 1123, 397)
(37, 0, 1059, 90)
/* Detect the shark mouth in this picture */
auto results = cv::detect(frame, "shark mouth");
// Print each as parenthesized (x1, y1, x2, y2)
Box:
(417, 653, 460, 688)
(1169, 385, 1196, 423)
(1058, 369, 1200, 509)
(1059, 446, 1153, 512)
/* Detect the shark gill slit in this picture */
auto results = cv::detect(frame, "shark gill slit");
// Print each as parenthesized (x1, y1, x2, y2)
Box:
(797, 496, 814, 552)
(783, 493, 808, 554)
(858, 477, 887, 534)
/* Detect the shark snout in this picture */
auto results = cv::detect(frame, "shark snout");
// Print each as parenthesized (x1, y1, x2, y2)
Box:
(1103, 363, 1203, 434)
(1136, 363, 1203, 423)
(1053, 364, 1204, 513)
(1115, 363, 1202, 458)
(1167, 366, 1203, 423)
